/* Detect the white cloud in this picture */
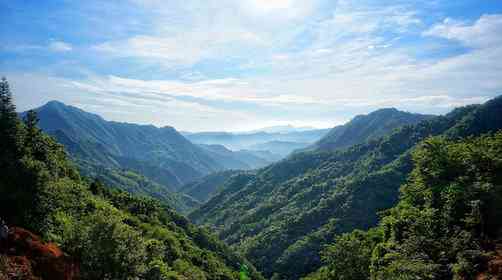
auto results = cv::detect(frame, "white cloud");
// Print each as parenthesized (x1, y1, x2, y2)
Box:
(424, 14, 502, 48)
(92, 0, 319, 67)
(49, 41, 73, 52)
(94, 29, 268, 66)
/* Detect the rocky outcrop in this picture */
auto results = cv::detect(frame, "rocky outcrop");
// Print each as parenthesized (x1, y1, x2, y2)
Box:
(0, 227, 79, 280)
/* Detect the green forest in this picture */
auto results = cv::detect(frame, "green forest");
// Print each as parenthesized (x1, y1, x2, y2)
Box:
(1, 75, 502, 280)
(0, 78, 263, 280)
(304, 134, 502, 279)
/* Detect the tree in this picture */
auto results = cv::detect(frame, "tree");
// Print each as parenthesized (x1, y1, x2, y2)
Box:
(0, 77, 15, 114)
(81, 213, 147, 279)
(0, 77, 17, 130)
(24, 110, 39, 134)
(23, 110, 41, 155)
(0, 77, 19, 154)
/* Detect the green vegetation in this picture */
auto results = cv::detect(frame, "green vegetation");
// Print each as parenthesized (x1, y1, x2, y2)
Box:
(0, 78, 263, 280)
(4, 73, 502, 280)
(77, 158, 200, 213)
(181, 170, 245, 202)
(190, 96, 502, 279)
(305, 133, 502, 279)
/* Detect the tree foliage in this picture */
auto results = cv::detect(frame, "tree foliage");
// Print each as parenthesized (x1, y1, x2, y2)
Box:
(305, 133, 502, 280)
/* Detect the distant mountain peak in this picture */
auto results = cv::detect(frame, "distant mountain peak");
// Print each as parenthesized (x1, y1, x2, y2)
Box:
(45, 100, 66, 107)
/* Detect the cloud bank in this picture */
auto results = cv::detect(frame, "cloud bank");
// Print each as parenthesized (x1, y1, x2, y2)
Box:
(3, 0, 502, 131)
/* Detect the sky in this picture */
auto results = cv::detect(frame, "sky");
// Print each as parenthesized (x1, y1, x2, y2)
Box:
(1, 0, 502, 132)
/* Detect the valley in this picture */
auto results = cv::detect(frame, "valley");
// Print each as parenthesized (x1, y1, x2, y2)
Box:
(3, 76, 502, 279)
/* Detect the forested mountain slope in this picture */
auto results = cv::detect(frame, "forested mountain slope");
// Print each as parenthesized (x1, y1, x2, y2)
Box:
(311, 108, 434, 151)
(198, 144, 274, 170)
(190, 96, 502, 279)
(21, 101, 267, 194)
(26, 101, 222, 189)
(182, 170, 245, 202)
(305, 133, 502, 280)
(0, 78, 263, 280)
(76, 160, 201, 213)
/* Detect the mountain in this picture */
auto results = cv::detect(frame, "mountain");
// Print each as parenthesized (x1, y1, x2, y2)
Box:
(185, 128, 330, 156)
(189, 96, 502, 279)
(0, 86, 265, 280)
(26, 101, 221, 187)
(311, 108, 434, 151)
(239, 149, 283, 163)
(249, 140, 311, 157)
(25, 101, 277, 189)
(305, 132, 502, 280)
(181, 170, 245, 202)
(198, 144, 275, 170)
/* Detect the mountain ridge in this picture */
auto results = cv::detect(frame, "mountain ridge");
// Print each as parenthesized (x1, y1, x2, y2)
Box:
(311, 107, 435, 151)
(189, 96, 502, 279)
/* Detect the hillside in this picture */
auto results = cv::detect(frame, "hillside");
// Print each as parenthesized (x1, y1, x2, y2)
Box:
(76, 160, 200, 213)
(312, 108, 434, 151)
(189, 96, 502, 279)
(0, 80, 264, 280)
(182, 170, 245, 202)
(305, 133, 502, 280)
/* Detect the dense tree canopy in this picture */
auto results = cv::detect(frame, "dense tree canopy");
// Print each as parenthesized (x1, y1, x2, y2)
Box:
(305, 132, 502, 280)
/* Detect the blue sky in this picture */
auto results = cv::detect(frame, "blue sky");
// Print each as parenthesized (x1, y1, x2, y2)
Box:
(1, 0, 502, 131)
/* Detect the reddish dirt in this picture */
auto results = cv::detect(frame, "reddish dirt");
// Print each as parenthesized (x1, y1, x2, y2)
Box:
(0, 227, 79, 280)
(477, 243, 502, 280)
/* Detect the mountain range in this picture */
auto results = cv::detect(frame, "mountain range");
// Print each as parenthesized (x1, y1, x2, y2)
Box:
(181, 108, 433, 203)
(189, 96, 502, 279)
(17, 96, 502, 279)
(184, 128, 330, 156)
(23, 101, 280, 194)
